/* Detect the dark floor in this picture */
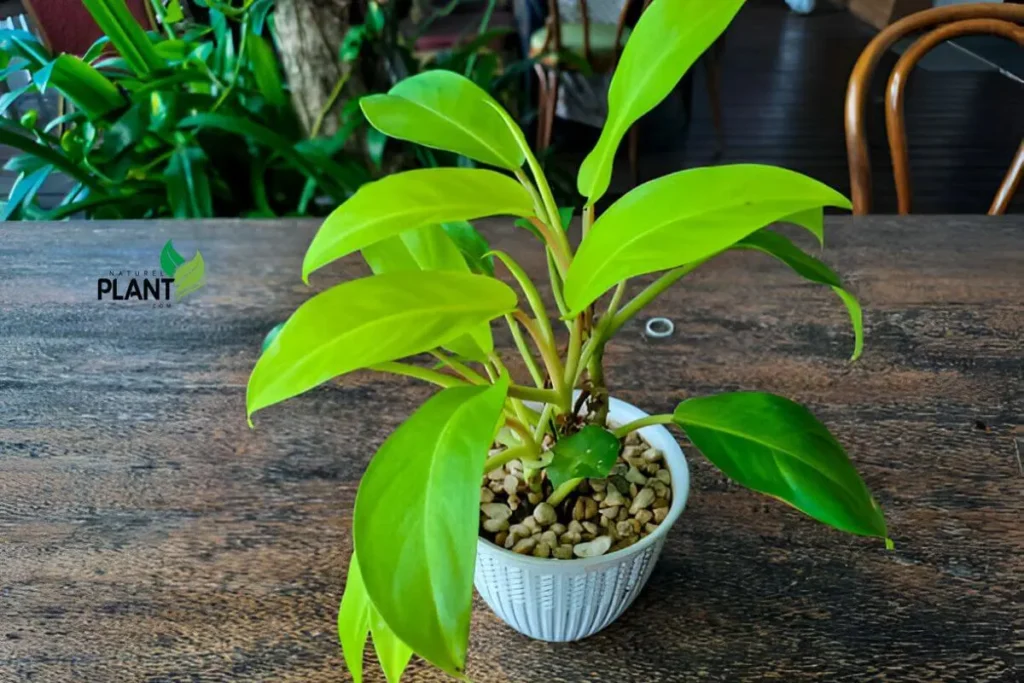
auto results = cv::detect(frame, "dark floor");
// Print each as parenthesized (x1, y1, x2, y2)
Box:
(3, 0, 1023, 214)
(551, 0, 1024, 214)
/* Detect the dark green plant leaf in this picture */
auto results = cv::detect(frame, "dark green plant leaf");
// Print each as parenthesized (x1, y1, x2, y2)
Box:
(46, 55, 124, 118)
(0, 121, 102, 191)
(82, 0, 166, 76)
(563, 164, 852, 313)
(302, 168, 533, 282)
(577, 0, 745, 203)
(546, 425, 621, 488)
(246, 35, 287, 108)
(340, 25, 365, 62)
(360, 69, 526, 170)
(246, 271, 517, 420)
(734, 229, 863, 360)
(441, 221, 494, 275)
(354, 378, 508, 676)
(673, 392, 890, 543)
(165, 147, 213, 218)
(160, 239, 185, 277)
(557, 206, 573, 231)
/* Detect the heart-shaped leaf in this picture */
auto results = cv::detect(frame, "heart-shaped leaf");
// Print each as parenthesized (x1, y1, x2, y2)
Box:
(564, 164, 851, 312)
(673, 392, 889, 542)
(246, 271, 517, 421)
(734, 229, 863, 360)
(362, 224, 493, 359)
(303, 168, 534, 282)
(361, 69, 526, 170)
(354, 378, 509, 676)
(546, 425, 621, 488)
(577, 0, 745, 204)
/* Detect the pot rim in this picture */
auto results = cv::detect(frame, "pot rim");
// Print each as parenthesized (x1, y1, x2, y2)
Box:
(477, 395, 690, 568)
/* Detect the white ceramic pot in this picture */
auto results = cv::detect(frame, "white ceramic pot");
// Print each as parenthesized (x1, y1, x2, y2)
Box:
(473, 397, 690, 642)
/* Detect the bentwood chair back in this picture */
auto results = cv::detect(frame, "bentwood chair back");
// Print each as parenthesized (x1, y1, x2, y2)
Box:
(845, 3, 1024, 215)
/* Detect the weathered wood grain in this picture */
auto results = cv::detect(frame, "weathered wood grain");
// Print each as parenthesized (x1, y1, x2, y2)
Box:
(0, 216, 1021, 682)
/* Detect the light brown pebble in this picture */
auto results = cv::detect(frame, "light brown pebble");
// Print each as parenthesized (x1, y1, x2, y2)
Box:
(523, 517, 540, 533)
(509, 523, 530, 537)
(592, 491, 605, 502)
(630, 487, 656, 514)
(527, 492, 542, 505)
(487, 469, 505, 481)
(656, 469, 671, 485)
(572, 498, 585, 521)
(581, 521, 599, 535)
(602, 487, 625, 508)
(568, 520, 583, 535)
(635, 509, 653, 525)
(480, 487, 495, 503)
(549, 524, 566, 538)
(504, 533, 518, 549)
(503, 474, 519, 496)
(494, 531, 508, 546)
(540, 530, 558, 547)
(600, 505, 620, 519)
(617, 507, 629, 521)
(630, 518, 642, 534)
(653, 497, 669, 510)
(507, 459, 523, 474)
(653, 506, 668, 523)
(589, 478, 607, 492)
(644, 463, 660, 475)
(573, 535, 613, 558)
(582, 497, 598, 519)
(625, 432, 641, 446)
(480, 503, 512, 520)
(598, 516, 610, 528)
(629, 483, 639, 498)
(622, 445, 641, 459)
(645, 523, 660, 534)
(483, 518, 509, 533)
(489, 481, 504, 493)
(512, 538, 536, 554)
(553, 544, 574, 560)
(559, 531, 581, 545)
(507, 493, 520, 511)
(642, 447, 662, 463)
(533, 502, 557, 526)
(616, 520, 635, 538)
(532, 542, 551, 558)
(651, 481, 670, 500)
(610, 463, 628, 477)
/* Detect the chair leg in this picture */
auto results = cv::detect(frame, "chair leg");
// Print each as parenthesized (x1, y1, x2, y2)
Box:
(989, 139, 1024, 215)
(628, 125, 639, 187)
(533, 64, 551, 151)
(704, 46, 725, 155)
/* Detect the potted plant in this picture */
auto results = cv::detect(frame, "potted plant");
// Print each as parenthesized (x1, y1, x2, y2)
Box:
(246, 0, 891, 679)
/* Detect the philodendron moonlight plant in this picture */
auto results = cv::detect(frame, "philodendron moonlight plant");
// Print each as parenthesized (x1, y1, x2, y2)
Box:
(246, 0, 890, 679)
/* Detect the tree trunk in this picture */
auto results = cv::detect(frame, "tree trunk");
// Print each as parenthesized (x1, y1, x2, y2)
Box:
(273, 0, 352, 136)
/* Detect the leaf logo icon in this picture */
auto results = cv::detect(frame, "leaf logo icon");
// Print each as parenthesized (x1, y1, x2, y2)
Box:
(174, 251, 206, 301)
(160, 240, 185, 277)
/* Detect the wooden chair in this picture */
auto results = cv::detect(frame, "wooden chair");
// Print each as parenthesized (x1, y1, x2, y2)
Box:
(845, 3, 1024, 215)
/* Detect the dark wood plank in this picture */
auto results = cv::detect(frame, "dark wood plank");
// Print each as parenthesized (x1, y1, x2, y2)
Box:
(0, 216, 1021, 682)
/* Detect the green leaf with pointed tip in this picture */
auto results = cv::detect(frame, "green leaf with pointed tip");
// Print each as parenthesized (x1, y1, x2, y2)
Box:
(673, 392, 889, 542)
(360, 69, 526, 170)
(546, 425, 621, 488)
(160, 240, 185, 277)
(246, 271, 516, 420)
(338, 553, 371, 683)
(563, 164, 852, 313)
(370, 606, 414, 683)
(734, 229, 863, 360)
(355, 378, 509, 676)
(577, 0, 745, 203)
(82, 0, 166, 76)
(173, 251, 205, 301)
(362, 224, 493, 360)
(558, 206, 574, 231)
(303, 168, 534, 282)
(261, 322, 285, 354)
(441, 221, 494, 276)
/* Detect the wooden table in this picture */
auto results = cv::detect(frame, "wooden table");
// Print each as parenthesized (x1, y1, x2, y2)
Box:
(1, 216, 1021, 682)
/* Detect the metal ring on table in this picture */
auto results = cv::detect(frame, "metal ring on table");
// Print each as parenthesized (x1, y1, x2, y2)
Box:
(644, 317, 674, 338)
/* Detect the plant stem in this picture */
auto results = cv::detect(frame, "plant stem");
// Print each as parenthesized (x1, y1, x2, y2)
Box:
(503, 416, 539, 450)
(546, 248, 570, 320)
(429, 351, 488, 384)
(372, 362, 464, 388)
(491, 250, 556, 347)
(310, 68, 351, 139)
(582, 203, 594, 238)
(512, 311, 567, 407)
(508, 384, 562, 404)
(562, 316, 583, 396)
(547, 477, 583, 506)
(212, 23, 249, 112)
(483, 444, 535, 473)
(505, 314, 545, 388)
(611, 414, 674, 439)
(513, 168, 571, 277)
(607, 261, 705, 337)
(532, 403, 556, 442)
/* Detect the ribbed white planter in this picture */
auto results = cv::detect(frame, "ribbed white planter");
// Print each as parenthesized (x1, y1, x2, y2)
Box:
(473, 397, 690, 642)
